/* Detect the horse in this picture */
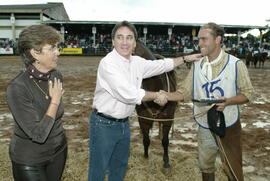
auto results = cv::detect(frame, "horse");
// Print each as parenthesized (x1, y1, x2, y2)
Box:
(245, 51, 253, 68)
(134, 41, 177, 168)
(257, 52, 268, 68)
(252, 52, 267, 68)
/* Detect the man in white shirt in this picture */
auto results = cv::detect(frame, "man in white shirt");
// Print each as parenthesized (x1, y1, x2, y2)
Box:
(88, 20, 202, 181)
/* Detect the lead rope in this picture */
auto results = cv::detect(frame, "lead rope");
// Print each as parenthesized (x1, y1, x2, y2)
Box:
(165, 73, 174, 137)
(136, 104, 215, 122)
(215, 135, 239, 181)
(136, 104, 214, 139)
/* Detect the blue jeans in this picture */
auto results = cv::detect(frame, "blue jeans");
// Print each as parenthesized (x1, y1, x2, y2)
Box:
(88, 111, 130, 181)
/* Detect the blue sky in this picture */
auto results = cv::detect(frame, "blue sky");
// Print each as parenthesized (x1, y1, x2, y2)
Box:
(1, 0, 270, 26)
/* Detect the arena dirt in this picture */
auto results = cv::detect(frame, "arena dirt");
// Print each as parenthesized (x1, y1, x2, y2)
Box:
(0, 56, 269, 181)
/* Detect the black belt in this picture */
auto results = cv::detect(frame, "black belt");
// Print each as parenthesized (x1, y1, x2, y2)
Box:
(93, 109, 128, 122)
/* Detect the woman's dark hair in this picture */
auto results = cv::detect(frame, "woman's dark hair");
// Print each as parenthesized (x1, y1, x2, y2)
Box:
(17, 24, 62, 66)
(111, 20, 138, 40)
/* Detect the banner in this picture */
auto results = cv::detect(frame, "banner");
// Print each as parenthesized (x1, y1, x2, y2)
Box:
(192, 28, 197, 37)
(0, 47, 14, 54)
(60, 48, 82, 55)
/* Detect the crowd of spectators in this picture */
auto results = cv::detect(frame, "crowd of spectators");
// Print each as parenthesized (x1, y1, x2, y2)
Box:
(59, 32, 270, 56)
(1, 32, 269, 56)
(58, 33, 200, 55)
(0, 39, 16, 49)
(223, 36, 270, 57)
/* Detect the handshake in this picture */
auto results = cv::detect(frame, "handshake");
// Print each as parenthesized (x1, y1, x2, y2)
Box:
(154, 90, 169, 106)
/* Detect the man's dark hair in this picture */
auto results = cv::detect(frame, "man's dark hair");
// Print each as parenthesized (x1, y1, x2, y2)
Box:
(201, 22, 225, 42)
(111, 20, 138, 40)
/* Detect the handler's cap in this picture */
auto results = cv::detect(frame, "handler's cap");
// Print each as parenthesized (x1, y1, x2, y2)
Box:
(207, 105, 226, 137)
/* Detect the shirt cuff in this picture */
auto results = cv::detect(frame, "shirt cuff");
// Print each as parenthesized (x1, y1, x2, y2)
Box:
(164, 58, 174, 71)
(136, 89, 146, 105)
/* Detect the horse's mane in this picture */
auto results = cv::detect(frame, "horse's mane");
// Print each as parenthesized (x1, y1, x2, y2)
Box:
(134, 41, 156, 60)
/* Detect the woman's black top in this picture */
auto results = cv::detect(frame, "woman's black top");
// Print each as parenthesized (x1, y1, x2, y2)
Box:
(6, 67, 67, 165)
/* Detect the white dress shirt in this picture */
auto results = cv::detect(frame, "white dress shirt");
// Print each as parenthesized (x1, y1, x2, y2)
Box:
(93, 48, 174, 119)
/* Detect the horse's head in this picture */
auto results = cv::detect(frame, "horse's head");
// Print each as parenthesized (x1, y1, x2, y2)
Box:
(133, 40, 177, 94)
(134, 40, 156, 60)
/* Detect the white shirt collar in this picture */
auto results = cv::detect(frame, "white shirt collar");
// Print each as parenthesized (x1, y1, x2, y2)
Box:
(112, 48, 132, 63)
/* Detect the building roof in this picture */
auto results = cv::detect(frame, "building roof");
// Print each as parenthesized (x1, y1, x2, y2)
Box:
(45, 20, 268, 34)
(0, 3, 69, 20)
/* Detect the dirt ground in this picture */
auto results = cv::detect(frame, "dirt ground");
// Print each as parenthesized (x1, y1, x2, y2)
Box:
(0, 56, 269, 181)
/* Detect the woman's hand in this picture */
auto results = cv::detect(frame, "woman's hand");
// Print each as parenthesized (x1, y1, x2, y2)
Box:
(48, 78, 64, 103)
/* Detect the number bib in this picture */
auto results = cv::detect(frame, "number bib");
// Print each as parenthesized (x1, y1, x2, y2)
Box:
(192, 54, 239, 128)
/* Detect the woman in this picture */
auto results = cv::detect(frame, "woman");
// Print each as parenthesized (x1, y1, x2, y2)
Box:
(6, 24, 67, 181)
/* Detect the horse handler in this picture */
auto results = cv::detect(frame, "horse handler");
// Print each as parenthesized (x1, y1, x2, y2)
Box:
(88, 20, 202, 181)
(160, 22, 254, 181)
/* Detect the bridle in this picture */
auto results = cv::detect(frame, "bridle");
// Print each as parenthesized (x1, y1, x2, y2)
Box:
(139, 72, 173, 120)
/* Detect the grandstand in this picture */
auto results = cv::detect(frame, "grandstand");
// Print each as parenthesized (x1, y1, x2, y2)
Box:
(0, 3, 268, 56)
(0, 2, 69, 54)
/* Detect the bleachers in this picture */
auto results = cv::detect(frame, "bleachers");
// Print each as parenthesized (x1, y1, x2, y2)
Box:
(1, 33, 269, 57)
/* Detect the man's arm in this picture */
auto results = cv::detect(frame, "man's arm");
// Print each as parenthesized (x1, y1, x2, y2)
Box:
(141, 54, 201, 105)
(149, 90, 184, 106)
(215, 60, 254, 111)
(215, 94, 249, 112)
(152, 65, 194, 106)
(172, 53, 203, 68)
(158, 90, 184, 102)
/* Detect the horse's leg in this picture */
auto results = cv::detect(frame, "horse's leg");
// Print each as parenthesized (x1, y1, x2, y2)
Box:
(260, 59, 264, 68)
(254, 60, 257, 68)
(161, 121, 172, 168)
(139, 119, 153, 158)
(246, 59, 250, 68)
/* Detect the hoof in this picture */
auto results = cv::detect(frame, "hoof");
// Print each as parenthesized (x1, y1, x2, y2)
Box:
(161, 165, 172, 176)
(144, 154, 149, 159)
(163, 162, 170, 168)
